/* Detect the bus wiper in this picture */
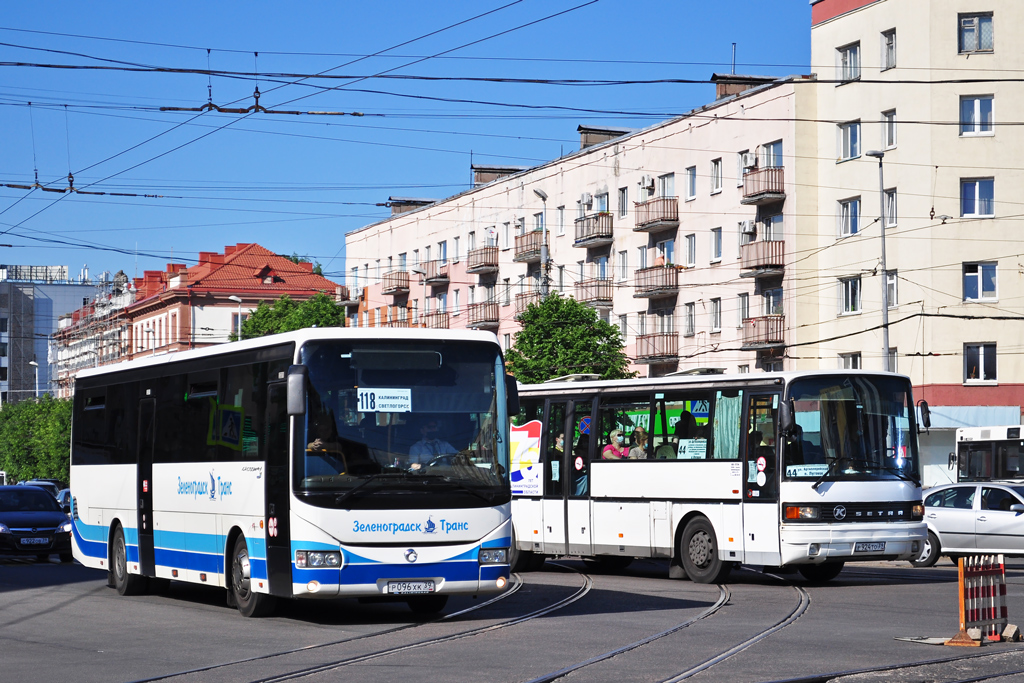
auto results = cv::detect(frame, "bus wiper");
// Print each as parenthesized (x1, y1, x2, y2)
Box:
(878, 466, 921, 487)
(811, 459, 838, 491)
(415, 475, 494, 505)
(333, 473, 409, 507)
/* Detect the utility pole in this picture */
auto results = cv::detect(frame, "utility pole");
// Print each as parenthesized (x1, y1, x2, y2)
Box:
(866, 150, 890, 371)
(534, 188, 549, 295)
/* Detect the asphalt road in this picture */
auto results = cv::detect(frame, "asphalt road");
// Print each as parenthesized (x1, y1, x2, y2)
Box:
(4, 554, 1024, 683)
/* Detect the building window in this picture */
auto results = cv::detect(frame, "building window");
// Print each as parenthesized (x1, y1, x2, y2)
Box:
(737, 149, 750, 186)
(656, 239, 674, 267)
(840, 353, 862, 370)
(764, 288, 783, 316)
(466, 233, 475, 252)
(557, 206, 565, 236)
(737, 293, 749, 327)
(959, 13, 993, 54)
(533, 213, 544, 233)
(503, 222, 511, 249)
(738, 365, 749, 374)
(762, 140, 783, 168)
(503, 334, 510, 351)
(618, 250, 628, 281)
(963, 262, 997, 301)
(0, 343, 7, 358)
(618, 187, 628, 217)
(710, 158, 723, 194)
(838, 121, 861, 160)
(684, 303, 695, 337)
(438, 292, 448, 314)
(965, 343, 997, 382)
(961, 178, 994, 217)
(839, 276, 862, 314)
(685, 167, 696, 200)
(453, 236, 460, 262)
(557, 265, 565, 292)
(452, 289, 461, 315)
(710, 298, 721, 332)
(0, 368, 7, 381)
(637, 312, 646, 336)
(764, 360, 784, 373)
(502, 278, 511, 305)
(412, 300, 418, 324)
(960, 96, 994, 136)
(710, 228, 723, 262)
(881, 29, 896, 70)
(231, 313, 249, 336)
(657, 173, 674, 198)
(886, 270, 898, 308)
(838, 197, 861, 236)
(350, 267, 359, 291)
(884, 189, 897, 227)
(618, 314, 627, 339)
(637, 245, 648, 271)
(595, 193, 609, 213)
(882, 109, 897, 148)
(837, 42, 861, 82)
(685, 234, 695, 267)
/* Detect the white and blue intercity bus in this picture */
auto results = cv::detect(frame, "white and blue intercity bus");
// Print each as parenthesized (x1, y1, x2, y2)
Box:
(70, 328, 516, 617)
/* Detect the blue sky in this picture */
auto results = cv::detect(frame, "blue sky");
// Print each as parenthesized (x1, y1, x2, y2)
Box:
(0, 1, 810, 284)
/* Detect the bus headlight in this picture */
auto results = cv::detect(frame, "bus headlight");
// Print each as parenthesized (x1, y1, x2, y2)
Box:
(784, 505, 819, 520)
(479, 548, 508, 564)
(911, 504, 924, 520)
(295, 550, 342, 568)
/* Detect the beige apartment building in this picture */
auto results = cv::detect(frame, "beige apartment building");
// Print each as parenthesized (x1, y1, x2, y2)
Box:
(807, 0, 1024, 482)
(346, 76, 816, 377)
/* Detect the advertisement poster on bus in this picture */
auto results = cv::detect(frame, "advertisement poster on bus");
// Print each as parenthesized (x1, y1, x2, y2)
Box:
(510, 420, 543, 496)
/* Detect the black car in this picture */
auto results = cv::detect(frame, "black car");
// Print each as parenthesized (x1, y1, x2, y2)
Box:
(0, 486, 73, 562)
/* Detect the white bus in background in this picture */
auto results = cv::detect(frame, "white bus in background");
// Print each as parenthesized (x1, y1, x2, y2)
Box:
(509, 371, 928, 583)
(950, 426, 1024, 482)
(71, 328, 515, 617)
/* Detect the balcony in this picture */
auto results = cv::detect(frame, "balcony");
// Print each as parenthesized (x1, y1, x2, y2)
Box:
(381, 270, 409, 295)
(633, 197, 679, 232)
(741, 166, 786, 205)
(515, 290, 543, 319)
(633, 265, 679, 298)
(574, 278, 613, 308)
(514, 231, 545, 263)
(421, 311, 450, 329)
(574, 213, 614, 248)
(423, 260, 449, 284)
(741, 315, 785, 350)
(466, 246, 499, 274)
(635, 332, 679, 364)
(467, 302, 500, 329)
(338, 286, 360, 306)
(383, 317, 411, 328)
(740, 239, 785, 277)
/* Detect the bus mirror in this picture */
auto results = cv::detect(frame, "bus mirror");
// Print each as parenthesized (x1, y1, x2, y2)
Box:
(505, 374, 520, 416)
(779, 399, 795, 435)
(287, 365, 307, 416)
(948, 452, 956, 470)
(918, 400, 931, 430)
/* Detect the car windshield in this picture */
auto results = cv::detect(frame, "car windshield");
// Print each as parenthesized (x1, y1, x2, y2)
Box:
(783, 374, 920, 482)
(295, 340, 509, 508)
(0, 489, 61, 512)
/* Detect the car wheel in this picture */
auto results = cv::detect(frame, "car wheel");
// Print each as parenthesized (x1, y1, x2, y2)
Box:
(680, 517, 731, 584)
(407, 594, 448, 614)
(230, 535, 276, 617)
(911, 531, 940, 568)
(526, 554, 547, 571)
(798, 562, 845, 583)
(111, 525, 147, 596)
(59, 553, 74, 564)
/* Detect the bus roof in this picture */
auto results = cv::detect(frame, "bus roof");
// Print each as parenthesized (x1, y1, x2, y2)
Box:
(75, 327, 501, 380)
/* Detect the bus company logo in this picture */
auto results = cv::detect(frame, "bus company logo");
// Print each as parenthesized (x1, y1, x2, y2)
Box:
(405, 549, 418, 563)
(176, 472, 233, 501)
(351, 518, 469, 536)
(833, 505, 847, 520)
(424, 516, 437, 534)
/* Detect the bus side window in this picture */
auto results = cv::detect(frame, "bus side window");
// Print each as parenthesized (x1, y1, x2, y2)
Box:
(597, 394, 650, 460)
(652, 392, 712, 460)
(711, 389, 743, 460)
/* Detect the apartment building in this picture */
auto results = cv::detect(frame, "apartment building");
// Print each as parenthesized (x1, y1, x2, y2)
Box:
(345, 75, 816, 377)
(807, 0, 1024, 482)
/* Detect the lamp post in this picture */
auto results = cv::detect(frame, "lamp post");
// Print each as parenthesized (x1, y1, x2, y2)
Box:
(533, 188, 549, 295)
(410, 267, 427, 325)
(28, 360, 38, 399)
(228, 295, 243, 339)
(865, 150, 890, 372)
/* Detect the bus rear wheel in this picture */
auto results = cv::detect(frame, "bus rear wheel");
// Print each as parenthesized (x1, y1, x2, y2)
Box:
(798, 562, 845, 583)
(230, 536, 276, 618)
(680, 517, 731, 584)
(112, 525, 147, 596)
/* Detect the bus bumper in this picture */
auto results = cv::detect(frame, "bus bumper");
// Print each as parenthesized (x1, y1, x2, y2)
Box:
(779, 522, 927, 565)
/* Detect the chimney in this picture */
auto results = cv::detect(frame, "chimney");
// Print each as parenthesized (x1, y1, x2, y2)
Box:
(198, 251, 216, 265)
(388, 197, 436, 216)
(577, 125, 635, 150)
(710, 73, 776, 100)
(470, 165, 530, 187)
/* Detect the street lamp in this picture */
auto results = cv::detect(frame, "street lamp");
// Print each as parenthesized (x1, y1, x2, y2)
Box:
(28, 360, 38, 399)
(533, 188, 549, 295)
(865, 150, 890, 372)
(228, 295, 243, 339)
(410, 267, 427, 325)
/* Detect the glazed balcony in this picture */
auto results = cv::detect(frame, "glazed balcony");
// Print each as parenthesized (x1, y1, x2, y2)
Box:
(741, 166, 786, 205)
(515, 290, 543, 318)
(635, 332, 679, 364)
(574, 213, 614, 248)
(467, 302, 500, 329)
(466, 246, 499, 274)
(420, 311, 450, 329)
(574, 278, 613, 307)
(741, 314, 785, 349)
(514, 231, 545, 263)
(633, 265, 679, 298)
(381, 270, 409, 295)
(423, 260, 449, 284)
(740, 239, 785, 277)
(633, 197, 679, 232)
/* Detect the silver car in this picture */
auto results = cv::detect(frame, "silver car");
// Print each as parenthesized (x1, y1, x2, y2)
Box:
(913, 482, 1024, 567)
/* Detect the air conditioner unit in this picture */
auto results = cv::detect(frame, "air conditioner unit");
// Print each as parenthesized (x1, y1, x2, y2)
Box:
(741, 152, 757, 168)
(639, 174, 654, 188)
(740, 220, 757, 235)
(581, 192, 593, 207)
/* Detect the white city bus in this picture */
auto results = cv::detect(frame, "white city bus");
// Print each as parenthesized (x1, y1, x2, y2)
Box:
(950, 426, 1024, 483)
(71, 328, 515, 616)
(509, 370, 927, 582)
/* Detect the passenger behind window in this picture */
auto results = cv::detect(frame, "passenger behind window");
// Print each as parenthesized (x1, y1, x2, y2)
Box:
(602, 429, 628, 460)
(628, 426, 648, 459)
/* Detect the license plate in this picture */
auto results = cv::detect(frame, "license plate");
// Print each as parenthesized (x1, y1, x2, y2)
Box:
(854, 541, 886, 553)
(20, 537, 49, 546)
(387, 580, 435, 595)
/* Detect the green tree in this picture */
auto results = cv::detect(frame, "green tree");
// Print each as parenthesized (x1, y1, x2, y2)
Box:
(285, 252, 324, 276)
(237, 292, 344, 340)
(0, 396, 72, 483)
(506, 294, 636, 384)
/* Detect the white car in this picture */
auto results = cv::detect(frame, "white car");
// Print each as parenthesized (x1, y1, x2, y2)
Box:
(913, 482, 1024, 567)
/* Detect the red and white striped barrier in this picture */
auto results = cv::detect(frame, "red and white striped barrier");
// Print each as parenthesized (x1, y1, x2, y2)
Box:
(946, 554, 1009, 646)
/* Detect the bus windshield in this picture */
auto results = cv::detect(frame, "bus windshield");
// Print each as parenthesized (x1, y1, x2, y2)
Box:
(783, 375, 920, 483)
(296, 340, 509, 508)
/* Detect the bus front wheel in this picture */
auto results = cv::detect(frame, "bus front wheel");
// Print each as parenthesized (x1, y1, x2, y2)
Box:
(112, 525, 147, 596)
(798, 561, 844, 583)
(680, 518, 731, 584)
(230, 536, 276, 618)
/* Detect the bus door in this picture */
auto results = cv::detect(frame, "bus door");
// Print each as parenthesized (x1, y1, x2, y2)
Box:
(136, 398, 156, 576)
(742, 391, 782, 565)
(264, 381, 293, 597)
(567, 398, 595, 556)
(541, 400, 569, 555)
